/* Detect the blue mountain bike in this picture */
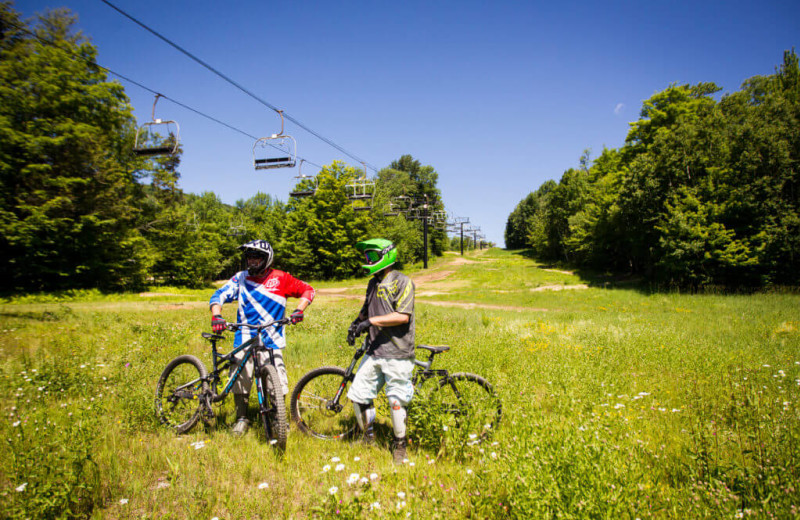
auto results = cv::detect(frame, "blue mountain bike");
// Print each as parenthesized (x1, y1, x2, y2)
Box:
(155, 318, 292, 450)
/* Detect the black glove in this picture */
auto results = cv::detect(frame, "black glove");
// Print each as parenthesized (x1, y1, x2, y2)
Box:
(347, 318, 371, 346)
(354, 319, 371, 337)
(289, 309, 304, 324)
(211, 314, 227, 333)
(346, 318, 360, 345)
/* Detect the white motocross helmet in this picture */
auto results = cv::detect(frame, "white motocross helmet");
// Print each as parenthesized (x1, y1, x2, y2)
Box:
(238, 239, 274, 276)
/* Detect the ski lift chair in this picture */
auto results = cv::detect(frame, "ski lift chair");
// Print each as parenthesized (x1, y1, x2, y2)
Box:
(289, 159, 317, 198)
(383, 202, 400, 217)
(133, 94, 180, 156)
(253, 110, 297, 170)
(227, 216, 246, 237)
(346, 175, 375, 211)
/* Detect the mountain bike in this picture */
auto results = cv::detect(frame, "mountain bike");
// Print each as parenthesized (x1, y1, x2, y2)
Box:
(289, 337, 502, 441)
(154, 318, 292, 450)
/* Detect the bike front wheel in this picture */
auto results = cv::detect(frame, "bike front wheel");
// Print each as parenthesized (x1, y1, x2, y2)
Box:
(259, 364, 288, 450)
(155, 355, 209, 434)
(429, 372, 502, 440)
(290, 366, 357, 440)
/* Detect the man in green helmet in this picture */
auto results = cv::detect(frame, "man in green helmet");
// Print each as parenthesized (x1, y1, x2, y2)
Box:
(346, 238, 415, 465)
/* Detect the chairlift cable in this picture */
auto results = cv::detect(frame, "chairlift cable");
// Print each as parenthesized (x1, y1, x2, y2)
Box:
(5, 18, 326, 171)
(99, 0, 378, 172)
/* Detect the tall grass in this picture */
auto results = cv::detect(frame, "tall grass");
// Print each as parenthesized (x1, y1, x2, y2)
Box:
(1, 249, 798, 518)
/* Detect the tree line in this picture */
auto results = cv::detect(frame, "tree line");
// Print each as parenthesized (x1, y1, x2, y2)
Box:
(505, 50, 800, 288)
(0, 5, 448, 292)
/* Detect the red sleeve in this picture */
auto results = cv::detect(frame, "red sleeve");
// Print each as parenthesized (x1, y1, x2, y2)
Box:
(281, 271, 315, 302)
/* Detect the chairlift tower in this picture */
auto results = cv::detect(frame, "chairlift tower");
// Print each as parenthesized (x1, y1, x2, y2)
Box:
(471, 226, 481, 251)
(451, 216, 470, 256)
(403, 194, 441, 269)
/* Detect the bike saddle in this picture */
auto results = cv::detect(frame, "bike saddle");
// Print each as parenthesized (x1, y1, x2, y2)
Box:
(417, 344, 450, 353)
(201, 333, 226, 341)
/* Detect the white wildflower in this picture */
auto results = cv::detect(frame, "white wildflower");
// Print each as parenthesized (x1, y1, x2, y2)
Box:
(328, 486, 338, 495)
(258, 482, 269, 489)
(322, 465, 331, 472)
(15, 483, 27, 492)
(335, 463, 345, 472)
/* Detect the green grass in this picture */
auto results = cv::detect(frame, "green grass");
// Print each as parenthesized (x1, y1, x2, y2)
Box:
(1, 249, 799, 518)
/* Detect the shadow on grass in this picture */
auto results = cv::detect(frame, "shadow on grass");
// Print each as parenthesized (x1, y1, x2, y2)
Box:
(508, 249, 661, 295)
(507, 249, 800, 295)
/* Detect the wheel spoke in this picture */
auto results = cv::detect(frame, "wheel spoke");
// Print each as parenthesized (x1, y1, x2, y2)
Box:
(291, 368, 356, 440)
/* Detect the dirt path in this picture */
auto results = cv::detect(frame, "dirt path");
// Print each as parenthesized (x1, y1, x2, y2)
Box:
(137, 250, 556, 313)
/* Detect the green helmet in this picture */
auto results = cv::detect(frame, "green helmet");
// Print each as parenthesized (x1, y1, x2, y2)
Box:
(356, 238, 397, 275)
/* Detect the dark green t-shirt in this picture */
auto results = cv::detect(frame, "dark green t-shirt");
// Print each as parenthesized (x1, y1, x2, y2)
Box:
(360, 269, 415, 359)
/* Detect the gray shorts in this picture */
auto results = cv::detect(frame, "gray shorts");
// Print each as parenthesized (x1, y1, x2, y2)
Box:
(347, 355, 414, 406)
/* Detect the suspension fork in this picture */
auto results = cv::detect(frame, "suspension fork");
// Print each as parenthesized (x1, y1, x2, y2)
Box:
(328, 346, 366, 412)
(254, 337, 275, 412)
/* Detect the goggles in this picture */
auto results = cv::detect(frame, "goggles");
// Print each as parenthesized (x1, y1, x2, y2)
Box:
(363, 244, 395, 265)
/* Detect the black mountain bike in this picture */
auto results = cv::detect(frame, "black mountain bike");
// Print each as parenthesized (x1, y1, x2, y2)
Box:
(155, 319, 292, 450)
(290, 337, 502, 441)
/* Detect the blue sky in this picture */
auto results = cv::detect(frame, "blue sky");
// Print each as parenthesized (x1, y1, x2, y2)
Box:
(15, 0, 800, 246)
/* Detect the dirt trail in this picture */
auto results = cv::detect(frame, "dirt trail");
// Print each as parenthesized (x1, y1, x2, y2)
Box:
(314, 251, 552, 312)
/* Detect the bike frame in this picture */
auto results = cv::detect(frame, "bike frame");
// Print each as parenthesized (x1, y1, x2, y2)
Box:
(204, 321, 284, 410)
(323, 337, 453, 412)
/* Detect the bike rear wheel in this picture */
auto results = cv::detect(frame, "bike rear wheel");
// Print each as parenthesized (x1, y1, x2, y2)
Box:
(155, 355, 209, 434)
(259, 364, 287, 450)
(290, 366, 357, 440)
(430, 372, 502, 440)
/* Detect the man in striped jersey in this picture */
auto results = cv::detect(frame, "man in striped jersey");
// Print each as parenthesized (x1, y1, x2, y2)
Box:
(210, 239, 315, 436)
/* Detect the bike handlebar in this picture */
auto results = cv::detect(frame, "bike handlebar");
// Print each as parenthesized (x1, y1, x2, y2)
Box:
(226, 317, 291, 331)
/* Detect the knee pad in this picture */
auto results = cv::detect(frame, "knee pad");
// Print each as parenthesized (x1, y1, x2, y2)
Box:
(352, 401, 375, 432)
(388, 397, 407, 438)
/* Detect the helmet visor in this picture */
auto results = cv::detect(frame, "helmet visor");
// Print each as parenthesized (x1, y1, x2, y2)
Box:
(363, 250, 381, 265)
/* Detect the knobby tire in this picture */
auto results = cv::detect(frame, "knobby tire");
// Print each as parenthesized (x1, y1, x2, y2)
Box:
(290, 366, 357, 441)
(431, 372, 502, 439)
(260, 364, 287, 450)
(155, 355, 209, 434)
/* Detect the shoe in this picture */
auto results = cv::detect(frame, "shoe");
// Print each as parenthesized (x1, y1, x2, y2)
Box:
(231, 417, 250, 436)
(360, 428, 375, 446)
(392, 437, 407, 465)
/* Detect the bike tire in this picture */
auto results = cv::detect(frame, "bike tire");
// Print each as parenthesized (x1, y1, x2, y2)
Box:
(430, 372, 502, 440)
(290, 366, 357, 441)
(259, 364, 288, 450)
(155, 355, 209, 434)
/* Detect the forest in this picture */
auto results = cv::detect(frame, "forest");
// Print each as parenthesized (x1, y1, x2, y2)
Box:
(0, 5, 457, 292)
(505, 51, 800, 288)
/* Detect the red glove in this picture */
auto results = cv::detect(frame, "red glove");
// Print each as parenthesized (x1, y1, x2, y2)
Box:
(289, 309, 304, 324)
(211, 314, 227, 333)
